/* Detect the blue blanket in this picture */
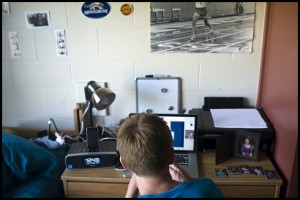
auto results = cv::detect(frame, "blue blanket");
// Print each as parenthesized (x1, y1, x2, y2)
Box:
(2, 132, 68, 198)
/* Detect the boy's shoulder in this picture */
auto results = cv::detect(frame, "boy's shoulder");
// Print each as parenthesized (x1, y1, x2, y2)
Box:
(187, 178, 223, 198)
(190, 177, 215, 184)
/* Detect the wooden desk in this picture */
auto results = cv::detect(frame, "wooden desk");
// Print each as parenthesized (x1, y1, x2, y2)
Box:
(199, 152, 282, 198)
(61, 167, 129, 198)
(61, 152, 282, 198)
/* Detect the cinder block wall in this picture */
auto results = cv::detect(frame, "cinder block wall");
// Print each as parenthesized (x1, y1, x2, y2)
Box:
(2, 2, 266, 130)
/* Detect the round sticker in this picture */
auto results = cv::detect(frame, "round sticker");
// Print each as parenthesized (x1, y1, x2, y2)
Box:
(81, 2, 111, 19)
(120, 4, 133, 16)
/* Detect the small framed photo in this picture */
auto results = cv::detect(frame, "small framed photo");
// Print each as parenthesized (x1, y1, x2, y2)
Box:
(234, 130, 261, 162)
(251, 166, 265, 176)
(215, 168, 228, 178)
(239, 165, 252, 174)
(226, 166, 241, 175)
(265, 170, 280, 179)
(25, 11, 51, 29)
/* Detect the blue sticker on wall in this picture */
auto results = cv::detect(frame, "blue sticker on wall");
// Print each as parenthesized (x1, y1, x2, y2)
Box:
(81, 2, 111, 19)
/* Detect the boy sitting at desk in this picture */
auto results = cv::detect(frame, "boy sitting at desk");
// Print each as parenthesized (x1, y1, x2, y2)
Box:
(116, 113, 223, 198)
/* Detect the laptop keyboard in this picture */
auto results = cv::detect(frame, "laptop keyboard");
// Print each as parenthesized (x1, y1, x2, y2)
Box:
(174, 154, 189, 166)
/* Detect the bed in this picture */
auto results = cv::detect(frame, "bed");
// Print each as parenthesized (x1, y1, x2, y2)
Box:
(2, 129, 70, 198)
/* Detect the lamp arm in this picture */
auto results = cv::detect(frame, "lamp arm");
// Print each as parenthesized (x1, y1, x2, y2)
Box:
(78, 100, 92, 138)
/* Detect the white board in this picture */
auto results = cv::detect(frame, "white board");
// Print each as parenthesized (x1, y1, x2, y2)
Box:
(136, 77, 181, 114)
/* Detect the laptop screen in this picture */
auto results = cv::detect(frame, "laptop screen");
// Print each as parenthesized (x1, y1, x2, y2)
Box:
(157, 114, 197, 152)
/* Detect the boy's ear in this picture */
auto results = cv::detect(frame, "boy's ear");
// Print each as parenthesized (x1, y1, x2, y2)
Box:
(120, 156, 129, 170)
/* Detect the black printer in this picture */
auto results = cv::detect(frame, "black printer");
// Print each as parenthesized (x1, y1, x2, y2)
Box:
(189, 97, 275, 152)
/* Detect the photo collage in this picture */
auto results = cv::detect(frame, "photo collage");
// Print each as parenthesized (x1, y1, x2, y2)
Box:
(215, 165, 280, 179)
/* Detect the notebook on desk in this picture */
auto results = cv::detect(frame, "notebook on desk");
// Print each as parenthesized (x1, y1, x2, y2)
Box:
(157, 113, 199, 179)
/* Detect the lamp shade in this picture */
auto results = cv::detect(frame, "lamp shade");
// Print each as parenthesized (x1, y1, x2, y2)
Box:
(86, 81, 116, 110)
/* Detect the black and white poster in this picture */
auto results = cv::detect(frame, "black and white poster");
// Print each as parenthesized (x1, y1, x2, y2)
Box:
(150, 2, 256, 53)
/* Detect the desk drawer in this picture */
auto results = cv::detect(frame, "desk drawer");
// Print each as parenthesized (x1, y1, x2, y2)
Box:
(67, 181, 128, 198)
(219, 185, 276, 198)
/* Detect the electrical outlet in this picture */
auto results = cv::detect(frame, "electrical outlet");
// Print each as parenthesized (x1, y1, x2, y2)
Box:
(76, 81, 107, 116)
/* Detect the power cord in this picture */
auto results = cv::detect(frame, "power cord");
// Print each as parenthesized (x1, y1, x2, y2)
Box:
(46, 112, 117, 145)
(48, 118, 60, 141)
(49, 118, 60, 133)
(77, 101, 92, 141)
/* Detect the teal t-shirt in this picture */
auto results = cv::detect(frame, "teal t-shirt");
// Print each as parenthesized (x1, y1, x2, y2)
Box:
(139, 178, 223, 198)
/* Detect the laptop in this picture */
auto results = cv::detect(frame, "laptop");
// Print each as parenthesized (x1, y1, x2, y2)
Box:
(157, 113, 199, 179)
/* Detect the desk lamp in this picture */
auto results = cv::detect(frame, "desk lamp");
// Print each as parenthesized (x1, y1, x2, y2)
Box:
(65, 81, 118, 169)
(78, 81, 116, 139)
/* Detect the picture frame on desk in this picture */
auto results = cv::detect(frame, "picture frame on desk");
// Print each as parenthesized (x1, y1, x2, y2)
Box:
(234, 130, 261, 162)
(215, 131, 235, 164)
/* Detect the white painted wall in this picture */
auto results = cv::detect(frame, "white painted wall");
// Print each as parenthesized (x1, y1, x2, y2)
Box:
(2, 2, 266, 130)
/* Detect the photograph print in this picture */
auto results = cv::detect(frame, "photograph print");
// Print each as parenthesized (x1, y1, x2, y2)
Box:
(25, 11, 51, 29)
(150, 2, 256, 53)
(234, 130, 261, 162)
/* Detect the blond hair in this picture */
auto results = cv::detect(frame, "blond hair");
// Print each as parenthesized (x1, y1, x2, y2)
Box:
(117, 113, 172, 176)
